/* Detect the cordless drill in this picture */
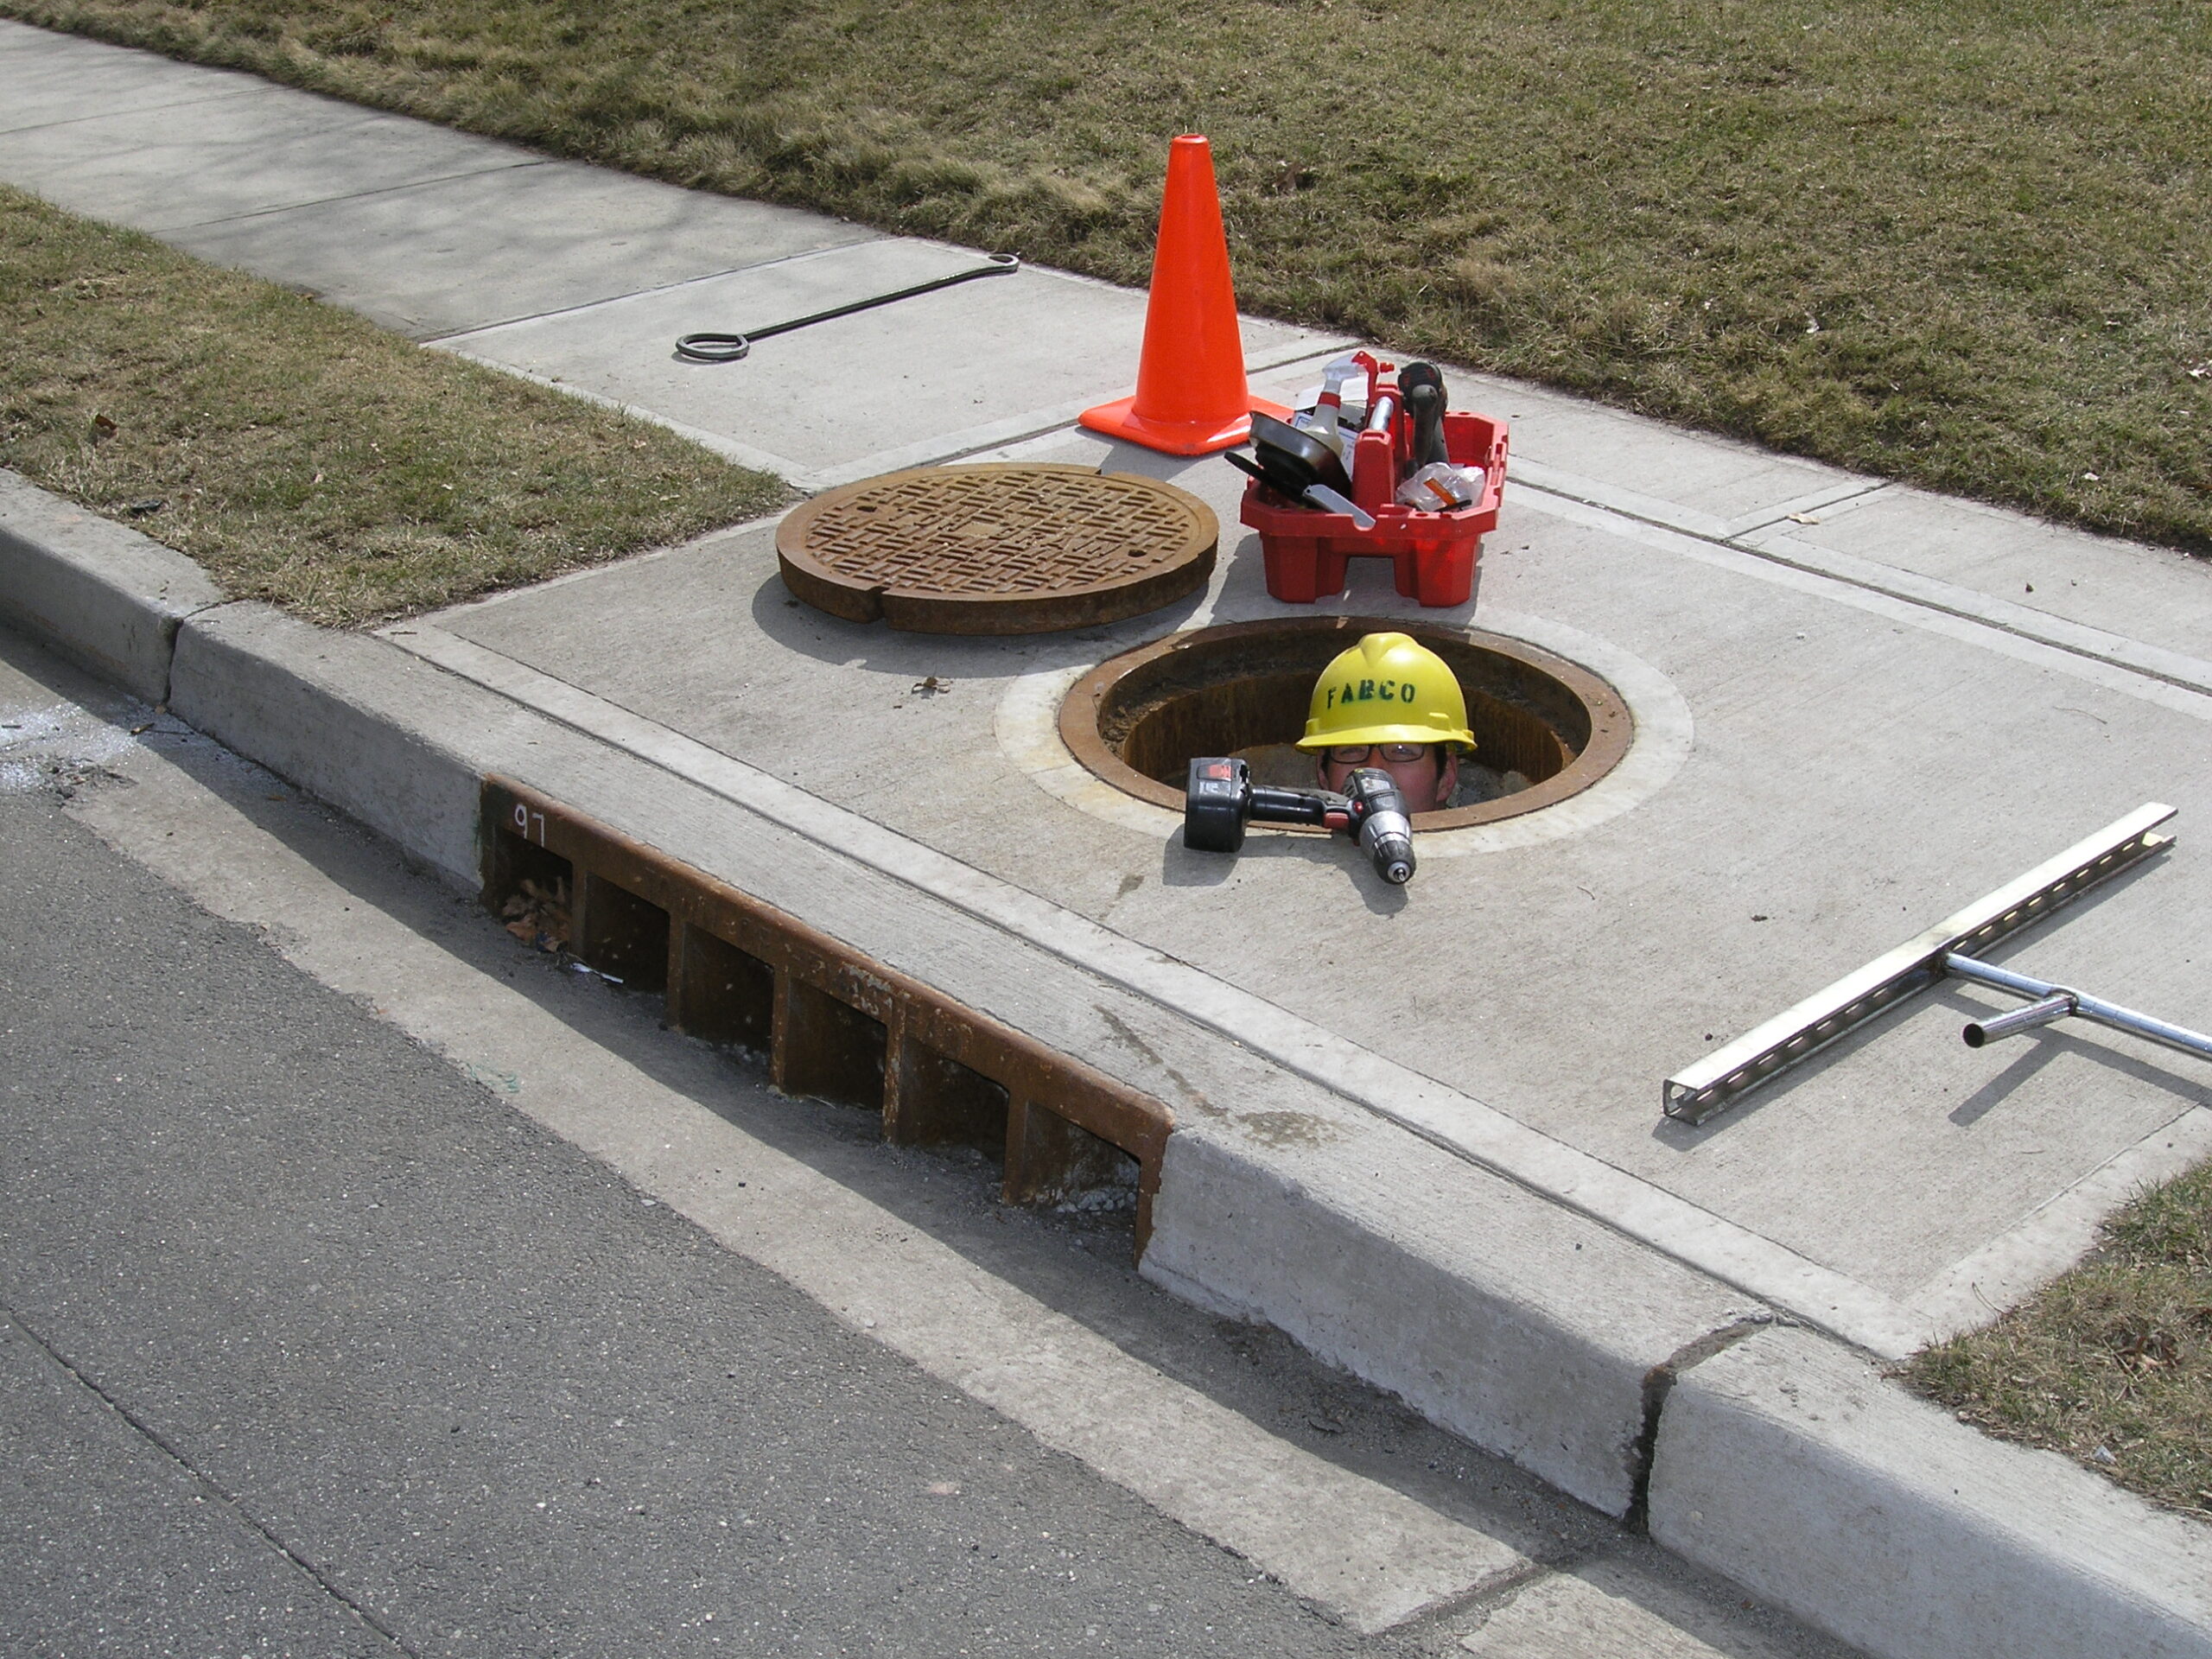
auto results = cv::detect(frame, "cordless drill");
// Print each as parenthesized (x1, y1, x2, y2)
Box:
(1183, 757, 1417, 885)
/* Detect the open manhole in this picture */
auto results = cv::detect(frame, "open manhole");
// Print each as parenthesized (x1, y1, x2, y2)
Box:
(1058, 616, 1632, 830)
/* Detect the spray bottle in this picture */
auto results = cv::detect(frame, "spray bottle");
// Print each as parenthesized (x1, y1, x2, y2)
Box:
(1293, 355, 1368, 462)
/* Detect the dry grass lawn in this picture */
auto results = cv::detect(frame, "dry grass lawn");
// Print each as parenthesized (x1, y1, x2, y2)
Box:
(3, 0, 2209, 553)
(1910, 1159, 2212, 1521)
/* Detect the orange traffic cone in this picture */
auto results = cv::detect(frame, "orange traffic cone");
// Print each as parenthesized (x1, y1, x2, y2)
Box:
(1081, 135, 1288, 456)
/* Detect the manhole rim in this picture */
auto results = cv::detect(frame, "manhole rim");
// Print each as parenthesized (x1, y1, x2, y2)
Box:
(776, 462, 1219, 635)
(1058, 614, 1636, 831)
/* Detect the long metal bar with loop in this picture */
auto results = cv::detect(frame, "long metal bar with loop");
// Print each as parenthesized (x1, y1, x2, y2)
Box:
(675, 253, 1020, 363)
(1663, 803, 2178, 1124)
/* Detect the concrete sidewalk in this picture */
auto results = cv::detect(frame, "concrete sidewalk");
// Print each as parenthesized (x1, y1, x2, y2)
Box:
(5, 19, 2212, 1659)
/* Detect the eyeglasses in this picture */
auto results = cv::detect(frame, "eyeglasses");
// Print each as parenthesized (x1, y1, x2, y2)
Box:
(1325, 743, 1431, 765)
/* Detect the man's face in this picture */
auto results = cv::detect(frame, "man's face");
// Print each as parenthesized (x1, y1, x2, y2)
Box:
(1317, 743, 1458, 810)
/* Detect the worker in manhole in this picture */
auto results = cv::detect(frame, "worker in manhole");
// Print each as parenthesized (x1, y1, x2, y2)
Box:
(1296, 632, 1475, 812)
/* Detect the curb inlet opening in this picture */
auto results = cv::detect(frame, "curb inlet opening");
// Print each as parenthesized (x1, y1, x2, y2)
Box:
(481, 781, 1170, 1260)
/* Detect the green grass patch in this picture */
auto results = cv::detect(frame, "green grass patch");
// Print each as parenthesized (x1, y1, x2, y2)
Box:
(1910, 1160, 2212, 1520)
(0, 185, 785, 626)
(3, 0, 2209, 552)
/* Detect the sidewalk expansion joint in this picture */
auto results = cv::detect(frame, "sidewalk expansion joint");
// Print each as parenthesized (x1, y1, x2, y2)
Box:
(1391, 1556, 1560, 1643)
(418, 232, 897, 346)
(1721, 480, 1894, 537)
(1248, 340, 1373, 384)
(1516, 475, 2212, 702)
(0, 83, 268, 136)
(178, 156, 549, 234)
(1733, 537, 2212, 700)
(898, 410, 1141, 479)
(2, 1305, 421, 1658)
(874, 338, 1364, 483)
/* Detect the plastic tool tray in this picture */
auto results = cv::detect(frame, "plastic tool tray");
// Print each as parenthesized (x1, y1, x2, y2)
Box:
(1241, 379, 1509, 608)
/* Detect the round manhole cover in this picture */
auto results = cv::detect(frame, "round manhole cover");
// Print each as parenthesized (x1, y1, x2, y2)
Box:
(776, 463, 1217, 635)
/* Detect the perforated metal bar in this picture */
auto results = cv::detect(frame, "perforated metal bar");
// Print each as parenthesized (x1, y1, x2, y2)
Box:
(1663, 803, 2177, 1124)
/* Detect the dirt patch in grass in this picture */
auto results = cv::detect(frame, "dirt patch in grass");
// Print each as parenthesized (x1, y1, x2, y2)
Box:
(4, 0, 2209, 554)
(0, 185, 785, 626)
(1910, 1159, 2212, 1521)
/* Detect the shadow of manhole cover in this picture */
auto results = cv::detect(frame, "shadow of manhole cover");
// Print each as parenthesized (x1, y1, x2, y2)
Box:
(776, 463, 1217, 634)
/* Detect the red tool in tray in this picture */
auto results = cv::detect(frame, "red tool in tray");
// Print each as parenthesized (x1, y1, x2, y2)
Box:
(1236, 353, 1508, 608)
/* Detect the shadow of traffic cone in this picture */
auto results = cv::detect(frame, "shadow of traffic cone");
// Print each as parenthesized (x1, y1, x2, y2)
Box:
(1081, 135, 1288, 456)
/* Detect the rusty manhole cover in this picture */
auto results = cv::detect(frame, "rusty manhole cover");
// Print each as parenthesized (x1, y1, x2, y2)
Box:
(776, 463, 1217, 634)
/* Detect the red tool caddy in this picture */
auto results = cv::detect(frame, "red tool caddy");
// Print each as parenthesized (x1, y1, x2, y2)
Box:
(1240, 359, 1509, 608)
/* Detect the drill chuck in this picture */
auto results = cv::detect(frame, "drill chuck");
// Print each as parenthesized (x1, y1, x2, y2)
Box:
(1359, 810, 1415, 885)
(1341, 768, 1417, 885)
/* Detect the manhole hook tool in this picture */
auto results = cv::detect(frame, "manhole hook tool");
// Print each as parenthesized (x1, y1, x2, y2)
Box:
(675, 252, 1020, 363)
(1665, 802, 2212, 1125)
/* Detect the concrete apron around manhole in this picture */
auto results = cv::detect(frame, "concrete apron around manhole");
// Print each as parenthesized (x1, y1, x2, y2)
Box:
(1002, 605, 1693, 858)
(392, 403, 2212, 1362)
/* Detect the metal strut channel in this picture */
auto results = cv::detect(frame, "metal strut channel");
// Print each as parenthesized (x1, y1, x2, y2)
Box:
(1664, 802, 2177, 1125)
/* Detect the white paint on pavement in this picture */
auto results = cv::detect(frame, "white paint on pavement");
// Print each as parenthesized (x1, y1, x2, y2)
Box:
(991, 662, 1182, 836)
(0, 690, 139, 794)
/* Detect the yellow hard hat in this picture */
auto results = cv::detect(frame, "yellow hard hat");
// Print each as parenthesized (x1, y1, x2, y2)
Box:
(1296, 632, 1477, 753)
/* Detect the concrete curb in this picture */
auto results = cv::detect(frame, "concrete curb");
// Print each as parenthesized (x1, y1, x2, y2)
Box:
(1145, 1103, 1758, 1516)
(169, 600, 499, 886)
(1650, 1326, 2212, 1659)
(0, 472, 223, 705)
(5, 479, 2209, 1656)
